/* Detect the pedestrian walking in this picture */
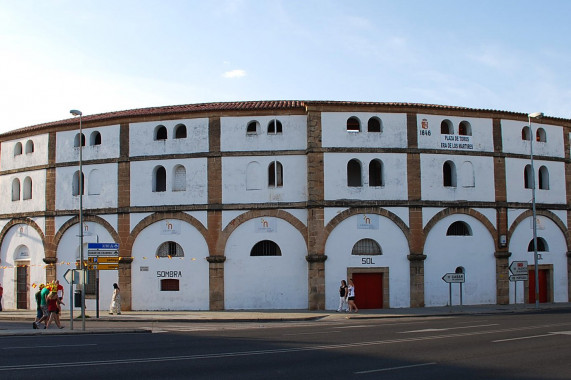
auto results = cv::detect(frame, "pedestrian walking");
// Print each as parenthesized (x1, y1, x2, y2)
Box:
(337, 280, 348, 312)
(33, 284, 45, 329)
(347, 278, 358, 313)
(109, 283, 121, 315)
(45, 291, 64, 329)
(0, 283, 3, 311)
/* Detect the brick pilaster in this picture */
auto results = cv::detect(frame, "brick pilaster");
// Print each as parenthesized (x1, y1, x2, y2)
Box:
(117, 123, 132, 309)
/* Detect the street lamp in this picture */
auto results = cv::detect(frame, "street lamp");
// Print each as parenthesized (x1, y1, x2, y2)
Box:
(70, 109, 86, 330)
(528, 111, 544, 309)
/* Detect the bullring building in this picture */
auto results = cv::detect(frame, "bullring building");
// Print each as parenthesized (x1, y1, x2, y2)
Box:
(0, 100, 569, 311)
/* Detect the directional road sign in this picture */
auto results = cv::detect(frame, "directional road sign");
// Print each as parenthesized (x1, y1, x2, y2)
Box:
(509, 261, 528, 276)
(88, 256, 119, 263)
(509, 274, 528, 282)
(442, 273, 465, 283)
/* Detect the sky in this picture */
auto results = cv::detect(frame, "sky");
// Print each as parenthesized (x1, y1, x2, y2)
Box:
(1, 0, 570, 134)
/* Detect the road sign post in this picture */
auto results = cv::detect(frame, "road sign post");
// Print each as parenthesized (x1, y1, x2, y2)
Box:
(509, 261, 528, 305)
(442, 273, 465, 307)
(87, 243, 120, 319)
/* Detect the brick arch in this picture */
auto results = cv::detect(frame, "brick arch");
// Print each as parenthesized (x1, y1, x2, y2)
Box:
(423, 208, 497, 248)
(0, 217, 46, 253)
(53, 215, 120, 255)
(324, 207, 411, 252)
(128, 212, 209, 256)
(214, 209, 307, 256)
(507, 209, 570, 252)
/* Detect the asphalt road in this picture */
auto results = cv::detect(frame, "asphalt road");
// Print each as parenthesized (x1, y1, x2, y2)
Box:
(1, 311, 570, 379)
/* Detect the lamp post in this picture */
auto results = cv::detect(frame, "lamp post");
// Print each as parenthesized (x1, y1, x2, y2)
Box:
(70, 109, 86, 331)
(528, 111, 544, 309)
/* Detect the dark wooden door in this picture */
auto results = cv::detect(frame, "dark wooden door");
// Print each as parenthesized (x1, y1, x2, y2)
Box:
(16, 265, 29, 309)
(353, 273, 383, 309)
(528, 269, 548, 304)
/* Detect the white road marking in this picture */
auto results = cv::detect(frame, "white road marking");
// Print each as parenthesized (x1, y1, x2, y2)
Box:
(355, 362, 437, 374)
(401, 324, 499, 334)
(493, 331, 571, 343)
(3, 344, 97, 350)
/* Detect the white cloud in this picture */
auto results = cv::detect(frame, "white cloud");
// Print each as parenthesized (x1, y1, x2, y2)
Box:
(222, 69, 247, 79)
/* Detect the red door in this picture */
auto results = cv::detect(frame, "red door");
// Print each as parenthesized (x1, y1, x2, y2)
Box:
(528, 269, 548, 304)
(352, 273, 383, 309)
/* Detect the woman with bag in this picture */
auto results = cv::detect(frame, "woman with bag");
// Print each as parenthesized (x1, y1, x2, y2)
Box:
(109, 283, 121, 315)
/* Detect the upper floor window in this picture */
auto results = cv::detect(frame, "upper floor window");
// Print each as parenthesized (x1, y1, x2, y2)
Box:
(538, 165, 549, 190)
(536, 128, 546, 142)
(72, 171, 85, 196)
(521, 126, 531, 141)
(347, 159, 362, 187)
(156, 241, 184, 257)
(368, 117, 382, 133)
(524, 164, 532, 189)
(443, 161, 456, 187)
(250, 240, 281, 256)
(155, 125, 167, 141)
(14, 142, 22, 156)
(458, 121, 472, 136)
(528, 237, 548, 252)
(174, 124, 187, 139)
(446, 221, 472, 236)
(441, 119, 453, 134)
(153, 166, 167, 192)
(347, 117, 361, 132)
(88, 169, 101, 195)
(22, 177, 32, 200)
(351, 238, 382, 255)
(268, 120, 282, 134)
(11, 178, 20, 201)
(172, 165, 187, 191)
(369, 159, 384, 187)
(25, 140, 34, 154)
(268, 161, 283, 187)
(461, 161, 475, 187)
(90, 131, 102, 146)
(74, 133, 86, 147)
(246, 161, 262, 190)
(247, 121, 259, 134)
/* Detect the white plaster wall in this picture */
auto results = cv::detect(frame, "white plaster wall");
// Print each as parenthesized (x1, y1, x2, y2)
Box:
(420, 154, 495, 201)
(222, 155, 307, 204)
(0, 223, 46, 310)
(324, 208, 349, 227)
(55, 164, 118, 210)
(504, 158, 566, 204)
(508, 215, 568, 303)
(424, 215, 496, 306)
(184, 211, 208, 230)
(56, 125, 120, 163)
(423, 208, 446, 228)
(324, 153, 408, 201)
(324, 214, 411, 309)
(131, 220, 209, 310)
(220, 115, 307, 152)
(416, 114, 494, 152)
(129, 118, 209, 157)
(1, 134, 49, 170)
(472, 208, 497, 229)
(224, 217, 308, 309)
(130, 158, 207, 207)
(0, 170, 46, 214)
(501, 119, 564, 158)
(321, 112, 407, 148)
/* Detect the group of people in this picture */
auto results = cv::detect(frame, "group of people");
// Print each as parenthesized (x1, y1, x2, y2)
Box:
(33, 280, 65, 329)
(337, 278, 358, 313)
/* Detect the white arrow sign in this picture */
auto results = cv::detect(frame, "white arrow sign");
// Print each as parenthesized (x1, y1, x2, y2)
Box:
(442, 273, 465, 283)
(509, 261, 528, 276)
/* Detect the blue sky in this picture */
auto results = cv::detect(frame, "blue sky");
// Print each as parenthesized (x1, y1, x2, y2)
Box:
(1, 0, 570, 134)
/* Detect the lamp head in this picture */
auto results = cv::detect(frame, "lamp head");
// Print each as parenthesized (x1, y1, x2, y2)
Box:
(528, 112, 544, 119)
(70, 109, 82, 117)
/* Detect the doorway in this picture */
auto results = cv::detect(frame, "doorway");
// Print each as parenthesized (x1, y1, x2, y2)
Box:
(352, 272, 383, 309)
(528, 268, 549, 304)
(16, 264, 29, 309)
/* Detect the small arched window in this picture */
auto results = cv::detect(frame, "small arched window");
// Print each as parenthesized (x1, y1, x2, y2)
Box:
(268, 161, 283, 187)
(155, 125, 167, 141)
(369, 159, 384, 187)
(23, 177, 32, 200)
(247, 121, 259, 134)
(72, 171, 85, 196)
(268, 120, 282, 134)
(172, 165, 187, 191)
(443, 161, 456, 187)
(153, 166, 167, 192)
(90, 131, 102, 146)
(11, 178, 20, 201)
(528, 237, 548, 252)
(524, 164, 533, 189)
(536, 128, 546, 142)
(458, 121, 472, 136)
(367, 117, 382, 133)
(461, 161, 475, 187)
(74, 133, 86, 147)
(14, 142, 23, 156)
(347, 117, 361, 132)
(441, 120, 453, 134)
(538, 166, 549, 190)
(522, 126, 531, 141)
(246, 161, 262, 190)
(88, 169, 101, 195)
(156, 241, 184, 257)
(174, 124, 187, 139)
(347, 159, 362, 187)
(250, 240, 282, 256)
(25, 140, 34, 154)
(351, 239, 382, 255)
(446, 221, 472, 236)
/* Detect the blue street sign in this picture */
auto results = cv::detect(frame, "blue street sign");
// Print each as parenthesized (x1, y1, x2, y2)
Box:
(87, 243, 119, 250)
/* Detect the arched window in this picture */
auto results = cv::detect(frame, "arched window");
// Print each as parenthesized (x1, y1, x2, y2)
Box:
(23, 177, 32, 200)
(11, 178, 20, 201)
(155, 125, 167, 141)
(74, 133, 86, 147)
(461, 161, 475, 187)
(536, 128, 546, 142)
(250, 240, 282, 256)
(369, 159, 384, 187)
(538, 166, 549, 190)
(268, 161, 283, 187)
(246, 161, 262, 190)
(441, 119, 453, 134)
(174, 124, 187, 139)
(88, 169, 101, 195)
(156, 241, 184, 257)
(247, 121, 259, 134)
(368, 117, 382, 133)
(521, 126, 531, 141)
(14, 142, 22, 156)
(347, 159, 362, 187)
(72, 171, 85, 196)
(25, 140, 34, 154)
(458, 121, 472, 136)
(347, 117, 361, 132)
(351, 239, 382, 255)
(268, 119, 282, 134)
(524, 164, 533, 189)
(443, 161, 456, 187)
(90, 131, 102, 146)
(446, 221, 472, 236)
(528, 237, 548, 252)
(153, 166, 167, 192)
(172, 165, 186, 191)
